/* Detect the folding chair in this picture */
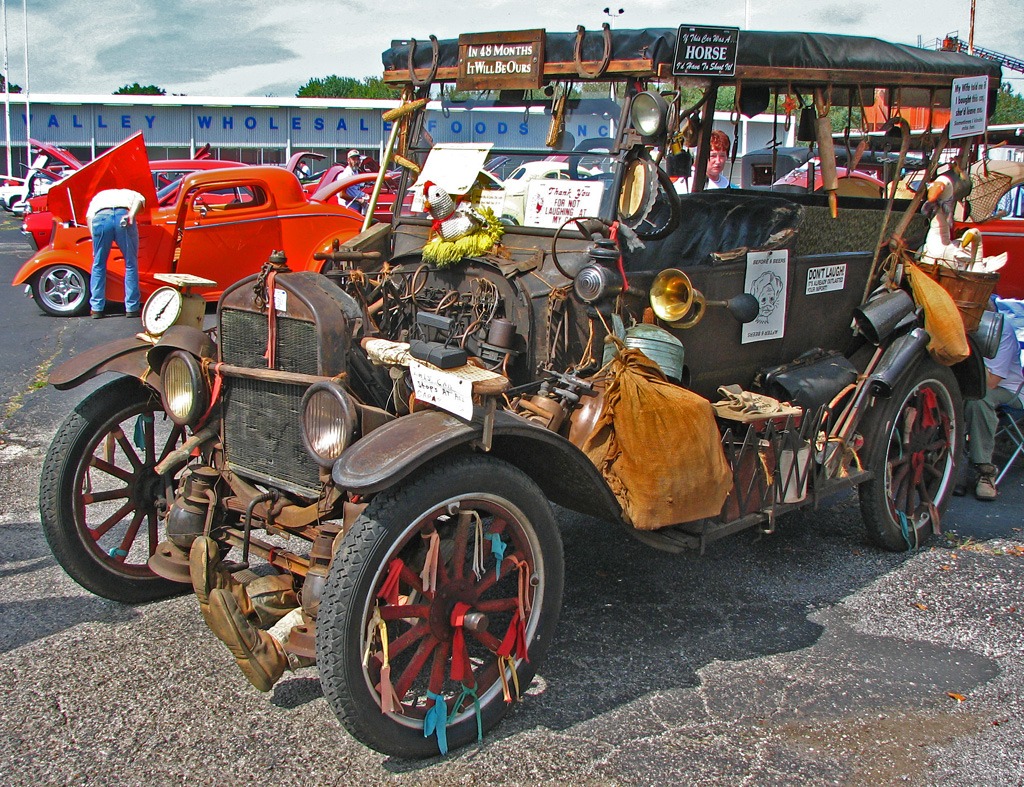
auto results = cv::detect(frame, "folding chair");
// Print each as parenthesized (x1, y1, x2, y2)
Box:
(995, 388, 1024, 486)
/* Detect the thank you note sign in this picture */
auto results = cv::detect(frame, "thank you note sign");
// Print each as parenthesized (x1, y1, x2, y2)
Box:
(458, 30, 544, 90)
(950, 75, 989, 139)
(673, 26, 739, 77)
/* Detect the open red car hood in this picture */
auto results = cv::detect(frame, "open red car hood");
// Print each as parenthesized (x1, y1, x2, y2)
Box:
(46, 133, 157, 225)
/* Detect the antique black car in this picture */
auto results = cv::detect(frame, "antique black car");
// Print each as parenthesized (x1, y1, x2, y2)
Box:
(39, 26, 1002, 757)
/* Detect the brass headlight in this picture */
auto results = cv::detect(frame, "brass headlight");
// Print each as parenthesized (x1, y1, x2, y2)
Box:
(301, 381, 358, 467)
(160, 351, 208, 427)
(630, 90, 668, 137)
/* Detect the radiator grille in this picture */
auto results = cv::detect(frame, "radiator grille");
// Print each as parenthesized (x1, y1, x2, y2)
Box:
(220, 308, 320, 374)
(222, 377, 321, 497)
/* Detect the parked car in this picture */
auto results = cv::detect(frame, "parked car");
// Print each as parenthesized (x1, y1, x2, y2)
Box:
(0, 140, 84, 213)
(36, 25, 1000, 759)
(13, 132, 363, 315)
(772, 161, 887, 198)
(21, 157, 246, 250)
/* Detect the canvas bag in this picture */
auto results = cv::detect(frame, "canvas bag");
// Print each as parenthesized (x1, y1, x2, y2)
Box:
(582, 348, 733, 530)
(907, 263, 970, 365)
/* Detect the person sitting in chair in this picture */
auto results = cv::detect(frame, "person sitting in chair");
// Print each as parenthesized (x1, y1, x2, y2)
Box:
(965, 307, 1024, 500)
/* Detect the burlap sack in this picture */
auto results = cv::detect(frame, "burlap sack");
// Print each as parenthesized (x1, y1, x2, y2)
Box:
(907, 263, 970, 365)
(582, 348, 733, 530)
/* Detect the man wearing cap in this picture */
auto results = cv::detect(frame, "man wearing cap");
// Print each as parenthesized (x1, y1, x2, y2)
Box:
(340, 149, 367, 213)
(86, 188, 146, 318)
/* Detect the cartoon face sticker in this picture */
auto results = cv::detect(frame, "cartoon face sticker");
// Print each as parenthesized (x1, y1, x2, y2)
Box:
(750, 270, 784, 323)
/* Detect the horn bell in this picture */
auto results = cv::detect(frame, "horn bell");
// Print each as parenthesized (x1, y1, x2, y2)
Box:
(650, 268, 695, 323)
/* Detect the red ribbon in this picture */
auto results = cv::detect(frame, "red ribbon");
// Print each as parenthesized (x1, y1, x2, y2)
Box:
(378, 558, 405, 606)
(496, 609, 529, 663)
(608, 221, 629, 292)
(262, 269, 278, 369)
(450, 601, 473, 682)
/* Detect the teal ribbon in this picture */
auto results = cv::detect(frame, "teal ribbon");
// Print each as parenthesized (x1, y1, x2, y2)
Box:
(486, 533, 506, 580)
(897, 510, 914, 550)
(423, 691, 448, 755)
(449, 684, 483, 744)
(133, 414, 153, 450)
(108, 547, 128, 558)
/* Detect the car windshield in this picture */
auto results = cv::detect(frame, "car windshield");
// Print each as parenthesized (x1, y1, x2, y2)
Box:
(398, 84, 623, 228)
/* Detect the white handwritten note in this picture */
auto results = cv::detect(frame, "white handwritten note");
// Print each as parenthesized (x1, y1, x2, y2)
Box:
(409, 361, 474, 420)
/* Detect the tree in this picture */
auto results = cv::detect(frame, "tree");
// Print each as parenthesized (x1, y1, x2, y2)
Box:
(991, 81, 1024, 125)
(115, 82, 166, 96)
(0, 75, 21, 93)
(297, 75, 398, 99)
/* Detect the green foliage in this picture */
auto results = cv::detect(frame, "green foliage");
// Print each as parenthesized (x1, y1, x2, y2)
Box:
(0, 74, 21, 93)
(991, 81, 1024, 125)
(297, 75, 399, 99)
(115, 82, 166, 95)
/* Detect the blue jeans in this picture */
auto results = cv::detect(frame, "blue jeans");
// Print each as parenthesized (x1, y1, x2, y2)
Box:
(90, 208, 140, 313)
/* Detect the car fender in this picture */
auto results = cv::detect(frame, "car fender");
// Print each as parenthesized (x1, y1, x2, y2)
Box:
(332, 408, 622, 522)
(49, 337, 160, 392)
(12, 249, 88, 287)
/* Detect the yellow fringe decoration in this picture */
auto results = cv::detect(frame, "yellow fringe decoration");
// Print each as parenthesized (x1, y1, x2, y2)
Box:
(421, 207, 505, 268)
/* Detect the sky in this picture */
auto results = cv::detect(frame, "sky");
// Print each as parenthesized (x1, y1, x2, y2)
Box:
(2, 0, 1022, 98)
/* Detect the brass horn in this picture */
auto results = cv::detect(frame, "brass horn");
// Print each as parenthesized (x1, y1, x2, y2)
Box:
(650, 268, 695, 323)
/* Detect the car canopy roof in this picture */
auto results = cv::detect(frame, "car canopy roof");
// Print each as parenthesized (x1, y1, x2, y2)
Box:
(383, 27, 1002, 95)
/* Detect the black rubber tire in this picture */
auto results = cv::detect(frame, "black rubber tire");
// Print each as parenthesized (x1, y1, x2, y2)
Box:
(32, 264, 91, 317)
(40, 376, 190, 603)
(858, 358, 964, 551)
(316, 454, 564, 758)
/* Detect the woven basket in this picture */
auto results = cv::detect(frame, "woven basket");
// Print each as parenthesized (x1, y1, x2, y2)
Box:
(915, 261, 998, 332)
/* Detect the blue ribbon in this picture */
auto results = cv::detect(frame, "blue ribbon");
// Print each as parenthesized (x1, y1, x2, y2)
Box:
(423, 691, 448, 755)
(897, 510, 914, 550)
(486, 533, 506, 580)
(108, 547, 128, 558)
(133, 414, 153, 450)
(449, 684, 483, 744)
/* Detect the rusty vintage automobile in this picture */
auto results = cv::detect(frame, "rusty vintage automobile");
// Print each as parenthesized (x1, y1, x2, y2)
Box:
(38, 26, 1002, 757)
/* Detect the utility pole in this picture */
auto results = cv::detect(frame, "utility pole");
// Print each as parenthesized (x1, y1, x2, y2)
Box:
(2, 0, 10, 178)
(21, 0, 28, 168)
(969, 0, 976, 54)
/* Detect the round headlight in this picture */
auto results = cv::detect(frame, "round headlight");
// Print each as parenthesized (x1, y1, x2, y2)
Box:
(630, 91, 668, 137)
(301, 381, 358, 467)
(160, 351, 208, 427)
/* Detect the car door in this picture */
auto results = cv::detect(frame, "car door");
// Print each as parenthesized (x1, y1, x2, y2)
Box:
(174, 180, 283, 294)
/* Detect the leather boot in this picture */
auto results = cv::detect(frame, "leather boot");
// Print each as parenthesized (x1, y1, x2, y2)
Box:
(189, 537, 256, 630)
(207, 588, 289, 692)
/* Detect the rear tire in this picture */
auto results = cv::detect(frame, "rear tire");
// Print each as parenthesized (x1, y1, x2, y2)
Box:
(858, 359, 963, 551)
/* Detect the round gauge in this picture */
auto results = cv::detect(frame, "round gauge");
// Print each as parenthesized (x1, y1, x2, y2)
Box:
(142, 286, 184, 336)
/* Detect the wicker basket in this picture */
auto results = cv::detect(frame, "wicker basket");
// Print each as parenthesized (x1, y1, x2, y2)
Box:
(916, 261, 998, 332)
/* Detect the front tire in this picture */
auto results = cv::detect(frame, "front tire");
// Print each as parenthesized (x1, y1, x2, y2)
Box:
(858, 358, 963, 551)
(33, 264, 90, 316)
(317, 454, 564, 758)
(40, 376, 190, 602)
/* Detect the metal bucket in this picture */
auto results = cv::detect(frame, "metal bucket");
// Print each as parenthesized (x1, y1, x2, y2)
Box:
(623, 324, 685, 382)
(854, 289, 915, 345)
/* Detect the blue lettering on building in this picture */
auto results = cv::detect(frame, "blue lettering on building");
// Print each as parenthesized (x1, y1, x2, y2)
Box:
(223, 116, 233, 129)
(576, 124, 587, 137)
(245, 116, 257, 130)
(451, 121, 462, 133)
(48, 114, 59, 128)
(336, 118, 347, 131)
(270, 117, 279, 130)
(197, 116, 212, 129)
(383, 120, 393, 133)
(360, 118, 370, 131)
(72, 115, 83, 128)
(427, 120, 438, 133)
(497, 122, 508, 134)
(474, 122, 486, 134)
(145, 115, 156, 129)
(98, 115, 108, 128)
(314, 118, 324, 131)
(599, 125, 609, 137)
(292, 117, 301, 130)
(519, 122, 529, 135)
(122, 115, 132, 129)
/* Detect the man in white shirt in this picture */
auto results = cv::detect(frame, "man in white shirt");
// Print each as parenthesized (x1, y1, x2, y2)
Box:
(86, 188, 146, 318)
(340, 149, 367, 213)
(965, 307, 1024, 499)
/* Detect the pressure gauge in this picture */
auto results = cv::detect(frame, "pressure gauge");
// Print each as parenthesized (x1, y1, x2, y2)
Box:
(142, 286, 206, 336)
(143, 287, 184, 335)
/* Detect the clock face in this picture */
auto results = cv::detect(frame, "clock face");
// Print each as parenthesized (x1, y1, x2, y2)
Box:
(142, 286, 184, 336)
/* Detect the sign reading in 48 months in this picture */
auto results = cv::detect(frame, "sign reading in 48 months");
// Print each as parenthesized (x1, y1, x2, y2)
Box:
(458, 30, 544, 91)
(673, 25, 740, 77)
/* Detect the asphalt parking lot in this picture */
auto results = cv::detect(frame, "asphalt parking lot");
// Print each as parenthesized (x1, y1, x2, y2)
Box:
(1, 220, 1023, 786)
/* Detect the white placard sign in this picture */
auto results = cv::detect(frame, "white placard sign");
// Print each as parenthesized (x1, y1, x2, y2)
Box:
(805, 263, 846, 295)
(478, 188, 506, 216)
(950, 75, 989, 140)
(273, 287, 288, 313)
(742, 249, 789, 344)
(409, 361, 474, 420)
(524, 180, 605, 228)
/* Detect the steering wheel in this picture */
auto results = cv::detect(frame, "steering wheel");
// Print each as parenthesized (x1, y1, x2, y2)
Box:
(550, 216, 612, 280)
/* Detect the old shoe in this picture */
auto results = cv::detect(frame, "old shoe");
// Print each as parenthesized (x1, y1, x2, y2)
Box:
(975, 464, 998, 501)
(207, 588, 289, 692)
(189, 537, 256, 629)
